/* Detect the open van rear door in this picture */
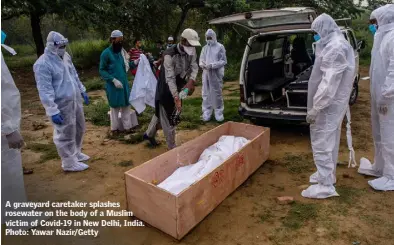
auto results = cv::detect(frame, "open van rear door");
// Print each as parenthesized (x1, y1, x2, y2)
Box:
(208, 7, 317, 33)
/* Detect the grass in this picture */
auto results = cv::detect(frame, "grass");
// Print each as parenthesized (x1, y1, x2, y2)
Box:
(334, 186, 365, 205)
(4, 54, 37, 70)
(84, 99, 110, 126)
(4, 40, 108, 70)
(226, 90, 240, 97)
(83, 96, 243, 146)
(85, 96, 242, 133)
(69, 40, 108, 69)
(259, 210, 274, 224)
(84, 77, 105, 92)
(282, 153, 314, 174)
(223, 60, 241, 81)
(27, 143, 59, 163)
(282, 202, 319, 230)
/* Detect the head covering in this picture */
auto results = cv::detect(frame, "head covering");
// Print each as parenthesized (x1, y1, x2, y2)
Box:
(111, 30, 123, 38)
(168, 36, 174, 41)
(181, 28, 201, 47)
(375, 4, 394, 26)
(311, 14, 341, 40)
(46, 31, 68, 53)
(205, 29, 217, 42)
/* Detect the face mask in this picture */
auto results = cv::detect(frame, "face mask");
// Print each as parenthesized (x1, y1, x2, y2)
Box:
(1, 31, 6, 44)
(313, 34, 321, 42)
(57, 48, 66, 57)
(112, 42, 123, 53)
(183, 46, 196, 56)
(369, 24, 377, 35)
(207, 40, 214, 45)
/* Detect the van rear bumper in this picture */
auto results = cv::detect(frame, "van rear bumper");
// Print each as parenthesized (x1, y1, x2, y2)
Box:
(239, 106, 307, 122)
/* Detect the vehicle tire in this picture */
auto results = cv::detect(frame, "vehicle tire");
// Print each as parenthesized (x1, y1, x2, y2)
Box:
(349, 81, 359, 106)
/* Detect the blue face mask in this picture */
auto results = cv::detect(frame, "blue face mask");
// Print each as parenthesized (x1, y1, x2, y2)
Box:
(369, 24, 377, 35)
(313, 34, 321, 42)
(1, 30, 6, 44)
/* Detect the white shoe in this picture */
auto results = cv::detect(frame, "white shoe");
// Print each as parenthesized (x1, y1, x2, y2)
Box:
(309, 171, 337, 184)
(358, 157, 382, 177)
(215, 115, 224, 122)
(62, 161, 89, 172)
(301, 184, 339, 199)
(214, 111, 224, 122)
(201, 115, 211, 122)
(368, 176, 394, 191)
(77, 152, 90, 162)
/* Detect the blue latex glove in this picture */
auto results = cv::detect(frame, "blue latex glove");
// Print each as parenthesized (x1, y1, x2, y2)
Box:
(82, 92, 89, 105)
(51, 114, 64, 125)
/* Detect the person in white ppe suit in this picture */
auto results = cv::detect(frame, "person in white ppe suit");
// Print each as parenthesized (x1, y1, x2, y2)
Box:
(33, 31, 90, 172)
(358, 4, 394, 191)
(302, 14, 356, 199)
(199, 29, 227, 122)
(2, 32, 46, 230)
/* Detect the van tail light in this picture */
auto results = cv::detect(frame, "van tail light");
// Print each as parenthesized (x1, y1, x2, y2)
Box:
(240, 84, 245, 103)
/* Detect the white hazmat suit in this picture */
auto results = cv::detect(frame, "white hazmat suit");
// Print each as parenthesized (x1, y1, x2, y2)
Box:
(199, 29, 227, 122)
(358, 4, 394, 191)
(1, 43, 48, 229)
(33, 31, 89, 172)
(1, 44, 26, 225)
(302, 14, 356, 199)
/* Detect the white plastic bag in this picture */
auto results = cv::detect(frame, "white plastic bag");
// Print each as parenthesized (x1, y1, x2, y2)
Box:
(158, 136, 250, 195)
(129, 54, 157, 114)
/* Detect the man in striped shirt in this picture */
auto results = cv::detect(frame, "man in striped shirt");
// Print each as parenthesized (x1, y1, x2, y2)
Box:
(128, 39, 144, 76)
(129, 39, 154, 76)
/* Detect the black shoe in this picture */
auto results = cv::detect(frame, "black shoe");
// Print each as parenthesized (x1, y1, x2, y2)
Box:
(143, 133, 159, 146)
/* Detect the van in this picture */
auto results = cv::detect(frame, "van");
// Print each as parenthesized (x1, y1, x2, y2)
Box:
(209, 7, 365, 123)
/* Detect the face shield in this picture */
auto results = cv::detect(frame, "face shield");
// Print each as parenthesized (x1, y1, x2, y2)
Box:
(46, 32, 71, 58)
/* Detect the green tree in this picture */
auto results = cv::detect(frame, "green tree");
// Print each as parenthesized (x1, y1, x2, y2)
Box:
(2, 0, 98, 57)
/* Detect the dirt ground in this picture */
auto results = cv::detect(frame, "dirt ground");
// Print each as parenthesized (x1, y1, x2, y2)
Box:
(4, 66, 394, 245)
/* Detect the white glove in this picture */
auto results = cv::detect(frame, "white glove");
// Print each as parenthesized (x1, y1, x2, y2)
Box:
(206, 64, 214, 70)
(378, 98, 388, 115)
(379, 104, 388, 115)
(306, 108, 319, 124)
(200, 64, 206, 70)
(112, 78, 123, 89)
(134, 59, 140, 65)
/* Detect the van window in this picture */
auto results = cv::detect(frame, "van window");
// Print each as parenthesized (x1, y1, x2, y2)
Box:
(267, 38, 284, 59)
(248, 41, 267, 60)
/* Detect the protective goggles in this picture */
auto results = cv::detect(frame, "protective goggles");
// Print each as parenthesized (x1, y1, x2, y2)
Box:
(54, 39, 69, 46)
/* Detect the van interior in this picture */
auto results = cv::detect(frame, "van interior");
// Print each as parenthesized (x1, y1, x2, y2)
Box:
(245, 32, 316, 111)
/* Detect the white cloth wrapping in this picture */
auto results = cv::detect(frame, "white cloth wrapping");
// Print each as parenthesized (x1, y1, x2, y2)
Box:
(158, 136, 249, 195)
(129, 54, 157, 114)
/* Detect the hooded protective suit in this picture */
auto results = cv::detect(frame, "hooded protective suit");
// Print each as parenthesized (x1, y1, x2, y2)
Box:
(199, 29, 227, 122)
(302, 14, 356, 199)
(33, 31, 89, 172)
(1, 43, 26, 224)
(2, 41, 48, 229)
(358, 4, 394, 191)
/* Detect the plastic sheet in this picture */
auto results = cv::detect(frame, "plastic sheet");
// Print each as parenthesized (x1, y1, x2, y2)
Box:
(158, 136, 249, 195)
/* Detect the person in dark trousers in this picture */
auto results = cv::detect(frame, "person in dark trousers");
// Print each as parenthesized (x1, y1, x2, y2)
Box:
(144, 29, 201, 149)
